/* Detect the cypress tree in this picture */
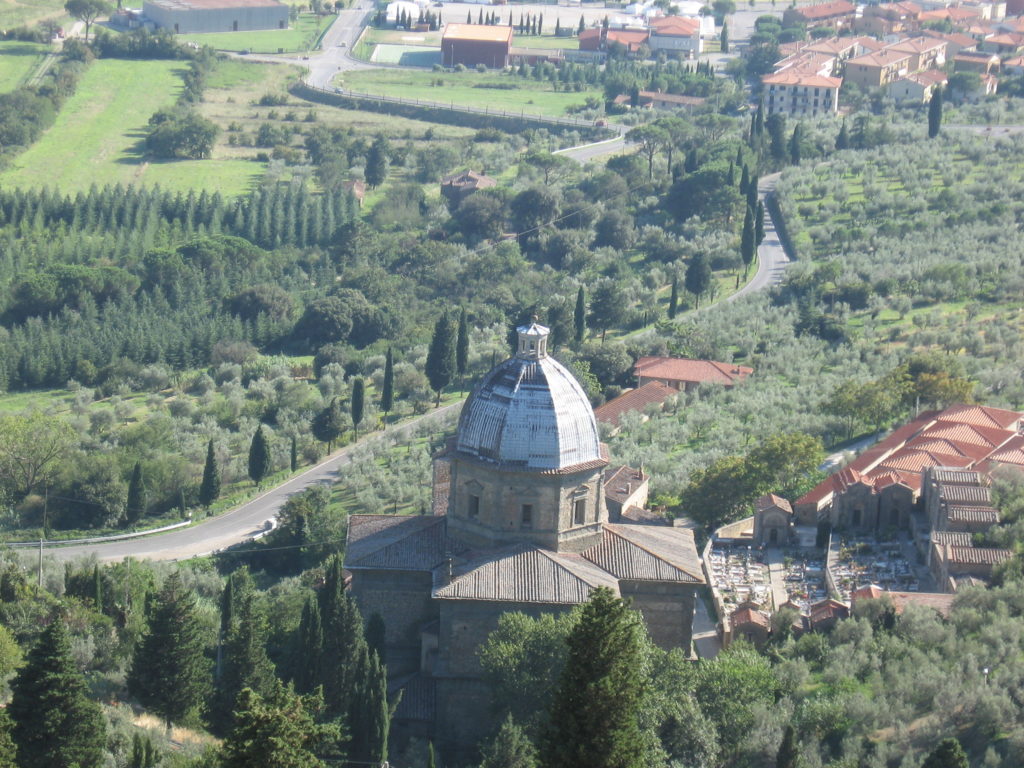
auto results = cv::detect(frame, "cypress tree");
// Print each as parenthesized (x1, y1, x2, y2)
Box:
(248, 426, 272, 486)
(312, 398, 345, 452)
(128, 572, 210, 731)
(928, 87, 943, 139)
(319, 558, 367, 720)
(720, 20, 729, 52)
(126, 461, 146, 525)
(216, 568, 276, 734)
(776, 724, 798, 768)
(351, 377, 365, 438)
(10, 618, 107, 768)
(836, 118, 849, 150)
(668, 275, 679, 319)
(381, 347, 394, 420)
(747, 172, 759, 213)
(788, 123, 802, 166)
(92, 564, 103, 612)
(293, 596, 323, 695)
(922, 737, 968, 768)
(425, 312, 455, 406)
(741, 205, 756, 278)
(348, 646, 390, 766)
(574, 285, 586, 343)
(199, 439, 220, 508)
(555, 18, 561, 35)
(365, 136, 390, 189)
(755, 200, 766, 246)
(290, 435, 298, 472)
(365, 612, 386, 665)
(727, 160, 735, 186)
(739, 163, 749, 195)
(456, 308, 469, 390)
(542, 589, 653, 768)
(578, 15, 585, 34)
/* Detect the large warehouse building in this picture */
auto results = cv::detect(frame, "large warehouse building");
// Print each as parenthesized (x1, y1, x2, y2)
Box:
(441, 23, 513, 68)
(144, 0, 289, 34)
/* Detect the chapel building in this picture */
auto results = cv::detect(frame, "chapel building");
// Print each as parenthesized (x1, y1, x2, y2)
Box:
(344, 322, 704, 760)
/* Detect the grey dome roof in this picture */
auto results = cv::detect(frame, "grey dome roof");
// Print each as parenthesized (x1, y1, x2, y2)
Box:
(455, 323, 602, 472)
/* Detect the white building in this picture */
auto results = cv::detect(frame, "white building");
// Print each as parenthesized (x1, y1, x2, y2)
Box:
(144, 0, 288, 34)
(762, 71, 842, 117)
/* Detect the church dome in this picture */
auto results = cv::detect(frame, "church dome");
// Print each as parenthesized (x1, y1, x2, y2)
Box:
(455, 322, 602, 472)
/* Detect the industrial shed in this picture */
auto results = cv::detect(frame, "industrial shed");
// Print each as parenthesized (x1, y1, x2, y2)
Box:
(441, 23, 512, 68)
(144, 0, 289, 34)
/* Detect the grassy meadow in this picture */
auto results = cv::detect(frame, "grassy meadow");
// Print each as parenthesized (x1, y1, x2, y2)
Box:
(0, 0, 64, 29)
(0, 58, 262, 196)
(337, 67, 600, 118)
(0, 40, 47, 92)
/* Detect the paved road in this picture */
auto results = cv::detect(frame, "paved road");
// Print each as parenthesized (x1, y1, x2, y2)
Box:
(726, 172, 789, 303)
(692, 594, 722, 659)
(46, 402, 462, 563)
(819, 433, 881, 474)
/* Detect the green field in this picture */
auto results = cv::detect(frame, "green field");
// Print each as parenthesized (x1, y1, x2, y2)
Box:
(337, 68, 599, 118)
(0, 59, 261, 196)
(0, 40, 47, 92)
(177, 12, 334, 52)
(514, 34, 580, 50)
(0, 0, 64, 29)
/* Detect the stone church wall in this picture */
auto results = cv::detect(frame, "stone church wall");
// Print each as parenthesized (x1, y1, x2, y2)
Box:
(350, 569, 437, 676)
(621, 580, 697, 650)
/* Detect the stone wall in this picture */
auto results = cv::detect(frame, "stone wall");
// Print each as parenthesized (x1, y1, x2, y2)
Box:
(350, 569, 437, 676)
(621, 580, 697, 650)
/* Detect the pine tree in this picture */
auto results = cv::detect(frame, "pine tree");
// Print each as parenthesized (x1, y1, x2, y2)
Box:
(776, 724, 798, 768)
(456, 309, 469, 390)
(542, 588, 652, 768)
(425, 312, 455, 406)
(312, 398, 346, 452)
(686, 252, 712, 309)
(0, 710, 16, 768)
(381, 348, 395, 420)
(555, 18, 561, 35)
(290, 435, 298, 472)
(922, 738, 969, 768)
(216, 567, 277, 734)
(350, 377, 365, 438)
(928, 87, 943, 139)
(128, 572, 210, 730)
(755, 200, 766, 246)
(578, 15, 585, 34)
(741, 205, 756, 278)
(199, 439, 220, 508)
(248, 426, 272, 486)
(720, 20, 729, 52)
(574, 286, 586, 343)
(668, 275, 679, 319)
(220, 682, 340, 768)
(9, 618, 106, 768)
(126, 461, 146, 525)
(481, 715, 538, 768)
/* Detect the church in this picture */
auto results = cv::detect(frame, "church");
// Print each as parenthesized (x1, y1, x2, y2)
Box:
(344, 322, 704, 758)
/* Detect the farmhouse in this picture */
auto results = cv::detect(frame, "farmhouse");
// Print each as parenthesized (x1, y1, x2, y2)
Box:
(441, 23, 512, 68)
(633, 356, 753, 391)
(143, 0, 289, 34)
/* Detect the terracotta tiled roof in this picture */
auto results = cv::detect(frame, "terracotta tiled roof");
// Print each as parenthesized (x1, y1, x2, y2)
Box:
(888, 591, 955, 616)
(583, 524, 704, 582)
(805, 37, 860, 55)
(762, 71, 843, 88)
(940, 484, 992, 505)
(937, 404, 1022, 431)
(887, 36, 948, 54)
(945, 545, 1012, 565)
(946, 505, 1000, 525)
(755, 494, 793, 513)
(848, 49, 913, 67)
(809, 598, 849, 624)
(794, 0, 856, 20)
(603, 465, 647, 504)
(621, 505, 666, 525)
(851, 584, 886, 600)
(345, 515, 448, 572)
(594, 381, 676, 427)
(931, 531, 974, 547)
(930, 468, 984, 485)
(633, 356, 753, 386)
(434, 544, 620, 603)
(731, 606, 771, 628)
(442, 23, 513, 43)
(441, 169, 497, 188)
(650, 16, 700, 36)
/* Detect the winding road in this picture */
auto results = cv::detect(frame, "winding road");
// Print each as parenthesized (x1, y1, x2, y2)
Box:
(43, 403, 462, 563)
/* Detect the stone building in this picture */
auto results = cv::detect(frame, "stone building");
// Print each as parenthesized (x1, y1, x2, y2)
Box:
(753, 493, 793, 546)
(346, 322, 704, 762)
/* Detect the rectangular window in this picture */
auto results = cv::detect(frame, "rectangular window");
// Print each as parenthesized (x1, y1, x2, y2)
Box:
(521, 504, 533, 527)
(574, 499, 586, 525)
(468, 495, 480, 518)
